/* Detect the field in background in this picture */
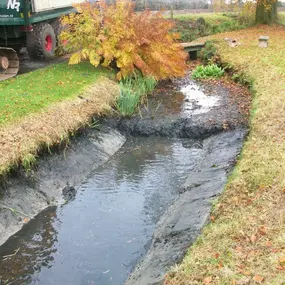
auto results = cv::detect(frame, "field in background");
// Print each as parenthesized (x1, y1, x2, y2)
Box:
(171, 12, 246, 42)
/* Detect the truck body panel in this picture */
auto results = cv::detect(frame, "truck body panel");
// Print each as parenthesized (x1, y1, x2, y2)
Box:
(0, 0, 84, 79)
(32, 0, 85, 13)
(0, 0, 25, 25)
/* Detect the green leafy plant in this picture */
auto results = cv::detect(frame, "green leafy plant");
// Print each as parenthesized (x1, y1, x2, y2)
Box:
(136, 75, 157, 95)
(116, 86, 141, 117)
(192, 64, 224, 80)
(116, 74, 157, 117)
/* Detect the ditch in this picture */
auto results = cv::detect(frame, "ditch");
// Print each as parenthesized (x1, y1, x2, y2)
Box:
(0, 75, 250, 285)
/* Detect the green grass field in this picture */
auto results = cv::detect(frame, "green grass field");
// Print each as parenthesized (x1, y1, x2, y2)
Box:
(278, 11, 285, 25)
(173, 12, 237, 24)
(0, 62, 112, 126)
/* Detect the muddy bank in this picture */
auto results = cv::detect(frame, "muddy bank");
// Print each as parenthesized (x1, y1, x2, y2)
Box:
(125, 129, 246, 285)
(0, 127, 126, 246)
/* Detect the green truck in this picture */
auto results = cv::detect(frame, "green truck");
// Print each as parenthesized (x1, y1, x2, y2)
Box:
(0, 0, 84, 80)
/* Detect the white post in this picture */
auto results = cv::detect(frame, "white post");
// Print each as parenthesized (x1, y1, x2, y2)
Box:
(259, 36, 269, 48)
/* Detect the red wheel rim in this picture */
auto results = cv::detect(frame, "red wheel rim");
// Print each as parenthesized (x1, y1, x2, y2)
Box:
(45, 35, 52, 52)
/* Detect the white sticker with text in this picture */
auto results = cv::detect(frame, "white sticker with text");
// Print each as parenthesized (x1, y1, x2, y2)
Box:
(7, 0, 21, 12)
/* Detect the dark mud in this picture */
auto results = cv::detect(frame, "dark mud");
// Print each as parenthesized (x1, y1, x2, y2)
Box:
(0, 127, 126, 246)
(105, 77, 248, 138)
(18, 49, 66, 75)
(125, 129, 246, 285)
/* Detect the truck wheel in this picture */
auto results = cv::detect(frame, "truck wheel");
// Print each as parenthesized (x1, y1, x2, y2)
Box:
(27, 23, 56, 60)
(51, 19, 63, 44)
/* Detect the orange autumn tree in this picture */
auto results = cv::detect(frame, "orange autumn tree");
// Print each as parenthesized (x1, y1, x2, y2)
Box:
(60, 0, 187, 80)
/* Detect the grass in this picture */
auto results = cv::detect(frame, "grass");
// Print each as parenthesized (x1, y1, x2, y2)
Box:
(173, 13, 237, 25)
(0, 62, 113, 126)
(278, 12, 285, 25)
(165, 25, 285, 284)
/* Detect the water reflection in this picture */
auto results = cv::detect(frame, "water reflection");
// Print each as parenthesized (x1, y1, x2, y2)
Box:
(141, 78, 221, 118)
(0, 208, 58, 284)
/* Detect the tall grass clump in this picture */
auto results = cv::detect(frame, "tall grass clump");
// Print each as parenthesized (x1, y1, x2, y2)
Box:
(116, 85, 141, 117)
(116, 74, 157, 117)
(199, 41, 217, 63)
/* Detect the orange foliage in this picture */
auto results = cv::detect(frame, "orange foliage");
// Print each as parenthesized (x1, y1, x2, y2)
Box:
(256, 0, 277, 10)
(60, 0, 187, 80)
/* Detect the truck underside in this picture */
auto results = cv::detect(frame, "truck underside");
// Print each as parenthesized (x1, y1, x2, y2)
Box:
(0, 47, 19, 80)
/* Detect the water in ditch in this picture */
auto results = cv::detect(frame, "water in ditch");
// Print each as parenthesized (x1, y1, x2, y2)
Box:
(0, 136, 204, 285)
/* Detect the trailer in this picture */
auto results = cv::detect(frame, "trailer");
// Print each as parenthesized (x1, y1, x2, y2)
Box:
(0, 0, 84, 80)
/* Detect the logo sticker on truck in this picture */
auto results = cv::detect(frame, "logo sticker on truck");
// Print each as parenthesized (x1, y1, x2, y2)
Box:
(7, 0, 21, 12)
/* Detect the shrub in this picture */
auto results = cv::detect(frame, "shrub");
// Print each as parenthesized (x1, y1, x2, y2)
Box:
(238, 2, 256, 25)
(192, 64, 224, 80)
(199, 41, 217, 63)
(60, 0, 187, 80)
(172, 15, 247, 44)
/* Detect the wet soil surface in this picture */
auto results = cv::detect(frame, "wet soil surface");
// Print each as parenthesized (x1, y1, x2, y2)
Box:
(0, 75, 251, 285)
(18, 49, 66, 75)
(126, 129, 245, 285)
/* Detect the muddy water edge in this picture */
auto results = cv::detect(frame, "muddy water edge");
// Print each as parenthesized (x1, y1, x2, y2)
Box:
(0, 75, 251, 285)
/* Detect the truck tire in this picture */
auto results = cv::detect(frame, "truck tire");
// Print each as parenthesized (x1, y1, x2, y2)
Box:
(51, 19, 63, 45)
(27, 23, 56, 60)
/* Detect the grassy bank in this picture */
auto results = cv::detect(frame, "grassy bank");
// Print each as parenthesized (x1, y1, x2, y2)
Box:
(0, 63, 119, 175)
(172, 13, 247, 42)
(0, 62, 113, 126)
(165, 25, 285, 284)
(279, 11, 285, 25)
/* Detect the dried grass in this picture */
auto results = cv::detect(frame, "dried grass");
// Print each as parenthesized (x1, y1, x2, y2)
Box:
(165, 25, 285, 284)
